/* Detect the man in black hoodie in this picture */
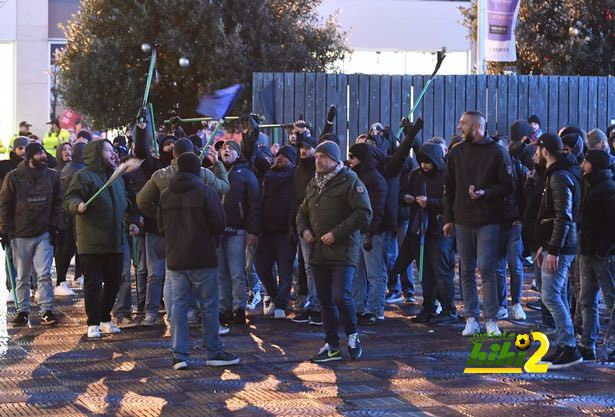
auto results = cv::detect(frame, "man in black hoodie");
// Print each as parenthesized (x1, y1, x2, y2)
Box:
(158, 152, 238, 370)
(217, 140, 261, 326)
(443, 111, 514, 338)
(577, 150, 615, 361)
(395, 143, 456, 323)
(534, 133, 583, 369)
(348, 142, 388, 325)
(256, 145, 297, 319)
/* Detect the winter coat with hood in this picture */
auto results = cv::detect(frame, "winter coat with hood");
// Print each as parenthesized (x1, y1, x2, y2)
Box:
(522, 164, 546, 253)
(63, 140, 130, 254)
(261, 164, 295, 234)
(350, 144, 388, 236)
(443, 136, 514, 226)
(0, 159, 63, 239)
(133, 125, 173, 179)
(509, 120, 535, 170)
(536, 153, 581, 256)
(580, 168, 615, 258)
(158, 172, 226, 270)
(222, 156, 261, 235)
(137, 155, 229, 235)
(501, 143, 529, 225)
(400, 143, 446, 238)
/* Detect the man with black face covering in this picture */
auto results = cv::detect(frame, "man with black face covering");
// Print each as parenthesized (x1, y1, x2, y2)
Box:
(0, 143, 63, 326)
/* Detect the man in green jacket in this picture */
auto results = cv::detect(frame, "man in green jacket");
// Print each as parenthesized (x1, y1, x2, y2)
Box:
(297, 141, 372, 363)
(63, 140, 130, 339)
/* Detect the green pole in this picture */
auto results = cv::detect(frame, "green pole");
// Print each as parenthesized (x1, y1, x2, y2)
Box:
(5, 252, 18, 308)
(149, 103, 159, 158)
(199, 120, 223, 160)
(163, 116, 239, 124)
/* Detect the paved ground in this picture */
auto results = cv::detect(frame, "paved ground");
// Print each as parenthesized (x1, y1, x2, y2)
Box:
(1, 269, 614, 417)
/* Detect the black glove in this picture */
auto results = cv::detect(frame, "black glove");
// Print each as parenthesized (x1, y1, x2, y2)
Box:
(400, 117, 424, 138)
(48, 227, 59, 246)
(363, 236, 373, 251)
(136, 107, 148, 126)
(327, 105, 337, 124)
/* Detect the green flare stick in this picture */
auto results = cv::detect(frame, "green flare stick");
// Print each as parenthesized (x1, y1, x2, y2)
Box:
(163, 116, 239, 124)
(5, 251, 18, 308)
(148, 103, 159, 158)
(199, 120, 223, 160)
(142, 47, 157, 108)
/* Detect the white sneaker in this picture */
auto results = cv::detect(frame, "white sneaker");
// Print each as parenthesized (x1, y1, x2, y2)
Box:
(54, 281, 75, 297)
(512, 303, 527, 321)
(496, 306, 509, 320)
(274, 309, 286, 319)
(72, 276, 84, 289)
(462, 317, 480, 336)
(219, 325, 230, 335)
(435, 300, 443, 315)
(99, 321, 122, 334)
(485, 319, 501, 336)
(246, 291, 262, 311)
(87, 325, 101, 338)
(263, 296, 275, 316)
(7, 289, 14, 304)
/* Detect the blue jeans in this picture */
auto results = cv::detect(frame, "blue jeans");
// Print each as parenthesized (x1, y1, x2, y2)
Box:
(455, 224, 500, 320)
(299, 237, 320, 312)
(255, 232, 294, 310)
(312, 264, 358, 349)
(579, 255, 615, 349)
(388, 222, 414, 294)
(541, 252, 576, 348)
(217, 231, 248, 312)
(245, 243, 261, 293)
(131, 234, 148, 310)
(496, 223, 524, 305)
(353, 233, 387, 317)
(422, 236, 456, 313)
(145, 233, 165, 316)
(113, 237, 133, 318)
(168, 268, 223, 360)
(12, 233, 54, 313)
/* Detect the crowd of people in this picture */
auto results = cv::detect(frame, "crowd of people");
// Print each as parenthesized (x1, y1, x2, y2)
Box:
(1, 107, 614, 371)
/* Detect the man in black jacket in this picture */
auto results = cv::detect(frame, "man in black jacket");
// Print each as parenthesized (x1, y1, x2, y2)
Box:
(0, 143, 63, 326)
(218, 140, 261, 326)
(255, 145, 297, 319)
(534, 133, 583, 369)
(158, 152, 238, 370)
(348, 143, 388, 325)
(577, 150, 615, 361)
(443, 111, 514, 338)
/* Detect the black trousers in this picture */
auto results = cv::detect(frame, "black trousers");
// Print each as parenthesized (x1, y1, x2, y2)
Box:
(54, 227, 81, 284)
(80, 253, 123, 325)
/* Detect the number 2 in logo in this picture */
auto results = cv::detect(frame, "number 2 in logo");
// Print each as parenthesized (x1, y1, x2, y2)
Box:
(523, 332, 550, 373)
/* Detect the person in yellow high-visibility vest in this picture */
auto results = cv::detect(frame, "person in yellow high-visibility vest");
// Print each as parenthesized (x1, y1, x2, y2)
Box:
(6, 121, 33, 155)
(42, 118, 69, 154)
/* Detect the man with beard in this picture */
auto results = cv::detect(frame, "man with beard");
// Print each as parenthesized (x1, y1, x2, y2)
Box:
(63, 140, 130, 338)
(534, 133, 583, 369)
(217, 140, 260, 326)
(443, 111, 514, 338)
(0, 143, 63, 326)
(256, 145, 297, 319)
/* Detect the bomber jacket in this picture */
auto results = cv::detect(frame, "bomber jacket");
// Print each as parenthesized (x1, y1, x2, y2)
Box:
(536, 153, 581, 256)
(222, 157, 261, 235)
(0, 160, 63, 238)
(296, 166, 372, 265)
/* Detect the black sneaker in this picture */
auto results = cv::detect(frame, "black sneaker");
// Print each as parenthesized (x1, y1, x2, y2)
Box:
(411, 311, 434, 323)
(549, 346, 583, 369)
(432, 310, 459, 323)
(608, 349, 615, 362)
(291, 311, 311, 323)
(219, 310, 232, 327)
(206, 351, 240, 367)
(173, 358, 188, 370)
(578, 345, 596, 361)
(11, 312, 28, 326)
(358, 313, 377, 326)
(233, 309, 246, 325)
(540, 346, 564, 364)
(309, 311, 323, 326)
(526, 300, 542, 311)
(347, 332, 362, 360)
(41, 311, 58, 326)
(403, 292, 416, 303)
(385, 291, 403, 304)
(311, 343, 342, 363)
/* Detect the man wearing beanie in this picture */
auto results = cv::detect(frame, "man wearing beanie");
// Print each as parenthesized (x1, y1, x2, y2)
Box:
(0, 143, 63, 326)
(297, 140, 372, 362)
(158, 152, 239, 370)
(577, 149, 615, 361)
(347, 142, 388, 326)
(587, 128, 615, 175)
(255, 144, 297, 319)
(137, 137, 229, 328)
(528, 114, 543, 142)
(217, 140, 261, 326)
(534, 132, 583, 368)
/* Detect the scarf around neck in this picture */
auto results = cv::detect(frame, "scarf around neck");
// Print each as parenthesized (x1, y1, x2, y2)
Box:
(315, 162, 343, 193)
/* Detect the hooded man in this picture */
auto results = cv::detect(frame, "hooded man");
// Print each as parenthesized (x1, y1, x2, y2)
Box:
(534, 133, 583, 369)
(0, 143, 63, 326)
(394, 143, 456, 324)
(63, 140, 130, 338)
(577, 149, 615, 361)
(347, 142, 388, 325)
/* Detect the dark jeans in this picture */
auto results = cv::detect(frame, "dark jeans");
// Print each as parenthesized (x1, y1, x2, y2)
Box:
(312, 264, 358, 349)
(422, 236, 456, 314)
(297, 244, 308, 296)
(54, 227, 80, 285)
(255, 232, 294, 310)
(80, 253, 123, 326)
